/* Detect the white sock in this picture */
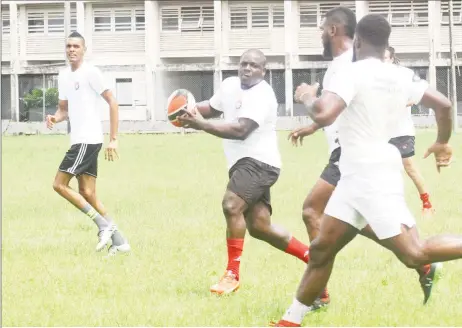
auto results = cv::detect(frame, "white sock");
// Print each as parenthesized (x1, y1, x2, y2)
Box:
(281, 298, 311, 325)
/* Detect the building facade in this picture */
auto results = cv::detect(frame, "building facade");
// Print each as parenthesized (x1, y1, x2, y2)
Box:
(1, 0, 461, 125)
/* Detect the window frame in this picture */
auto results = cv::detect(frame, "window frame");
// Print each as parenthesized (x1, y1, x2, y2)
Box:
(2, 11, 10, 34)
(92, 7, 146, 33)
(160, 5, 214, 32)
(229, 4, 285, 31)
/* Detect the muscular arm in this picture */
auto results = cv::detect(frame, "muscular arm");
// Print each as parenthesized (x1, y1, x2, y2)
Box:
(195, 100, 223, 119)
(302, 92, 346, 127)
(419, 88, 452, 143)
(198, 117, 258, 140)
(101, 90, 119, 141)
(54, 100, 69, 123)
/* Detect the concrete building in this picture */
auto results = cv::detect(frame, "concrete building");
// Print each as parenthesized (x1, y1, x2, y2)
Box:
(1, 0, 461, 130)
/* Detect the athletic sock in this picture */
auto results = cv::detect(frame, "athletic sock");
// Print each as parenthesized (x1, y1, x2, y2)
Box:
(285, 237, 310, 263)
(281, 298, 311, 325)
(226, 238, 244, 280)
(80, 203, 108, 231)
(104, 214, 126, 246)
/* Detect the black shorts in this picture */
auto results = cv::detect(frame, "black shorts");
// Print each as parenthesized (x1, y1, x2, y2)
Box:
(388, 136, 415, 158)
(59, 143, 102, 178)
(320, 147, 341, 187)
(227, 157, 280, 214)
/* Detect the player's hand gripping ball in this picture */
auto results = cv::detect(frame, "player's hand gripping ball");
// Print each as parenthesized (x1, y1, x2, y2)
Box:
(167, 89, 201, 127)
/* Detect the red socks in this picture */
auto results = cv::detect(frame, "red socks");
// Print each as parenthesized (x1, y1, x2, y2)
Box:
(420, 193, 432, 209)
(226, 237, 309, 281)
(285, 237, 310, 263)
(226, 238, 244, 280)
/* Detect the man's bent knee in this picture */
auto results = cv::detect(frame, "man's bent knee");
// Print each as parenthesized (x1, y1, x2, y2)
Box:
(222, 190, 247, 217)
(53, 173, 71, 195)
(308, 237, 337, 267)
(79, 187, 95, 202)
(53, 181, 66, 194)
(246, 204, 271, 240)
(302, 206, 322, 229)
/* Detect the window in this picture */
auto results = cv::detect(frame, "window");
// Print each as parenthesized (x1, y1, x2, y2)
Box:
(441, 0, 462, 25)
(70, 11, 77, 31)
(2, 11, 10, 34)
(161, 6, 214, 32)
(94, 10, 111, 32)
(93, 7, 145, 33)
(390, 1, 412, 26)
(412, 0, 428, 26)
(114, 9, 132, 32)
(299, 4, 318, 27)
(230, 6, 247, 29)
(251, 6, 269, 28)
(272, 6, 284, 28)
(116, 78, 133, 106)
(230, 5, 283, 30)
(368, 0, 431, 27)
(47, 12, 64, 33)
(202, 6, 214, 31)
(180, 7, 201, 30)
(161, 8, 179, 31)
(299, 2, 355, 28)
(27, 12, 45, 34)
(135, 9, 145, 31)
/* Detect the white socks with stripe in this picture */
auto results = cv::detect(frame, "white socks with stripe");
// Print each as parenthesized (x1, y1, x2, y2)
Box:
(281, 298, 311, 325)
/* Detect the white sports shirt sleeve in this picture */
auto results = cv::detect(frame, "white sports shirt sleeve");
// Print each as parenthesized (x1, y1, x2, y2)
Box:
(58, 70, 68, 101)
(88, 66, 109, 95)
(209, 80, 224, 111)
(323, 64, 357, 108)
(407, 73, 429, 106)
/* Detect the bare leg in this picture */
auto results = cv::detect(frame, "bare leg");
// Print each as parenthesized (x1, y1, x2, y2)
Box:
(222, 190, 248, 240)
(245, 202, 308, 262)
(276, 215, 358, 326)
(210, 190, 248, 294)
(379, 228, 462, 266)
(302, 178, 335, 242)
(77, 174, 127, 246)
(402, 157, 427, 195)
(53, 171, 88, 209)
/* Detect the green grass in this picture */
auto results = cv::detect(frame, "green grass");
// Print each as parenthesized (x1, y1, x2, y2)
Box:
(2, 130, 462, 327)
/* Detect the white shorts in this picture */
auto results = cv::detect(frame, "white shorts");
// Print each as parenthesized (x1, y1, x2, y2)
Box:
(324, 166, 416, 240)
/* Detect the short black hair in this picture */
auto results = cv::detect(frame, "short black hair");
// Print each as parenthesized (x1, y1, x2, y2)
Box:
(356, 14, 391, 51)
(325, 6, 357, 39)
(68, 31, 85, 42)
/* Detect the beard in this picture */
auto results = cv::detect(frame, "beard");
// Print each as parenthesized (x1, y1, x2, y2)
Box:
(322, 39, 333, 60)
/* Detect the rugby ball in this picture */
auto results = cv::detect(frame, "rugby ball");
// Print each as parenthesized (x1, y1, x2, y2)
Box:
(167, 89, 197, 127)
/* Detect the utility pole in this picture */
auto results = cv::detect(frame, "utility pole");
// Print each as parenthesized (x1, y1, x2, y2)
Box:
(449, 0, 458, 132)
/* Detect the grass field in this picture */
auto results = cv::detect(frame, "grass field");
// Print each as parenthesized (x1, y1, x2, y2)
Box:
(2, 130, 462, 327)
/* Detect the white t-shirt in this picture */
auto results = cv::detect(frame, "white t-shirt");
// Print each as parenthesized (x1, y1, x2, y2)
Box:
(324, 58, 428, 177)
(389, 66, 422, 138)
(321, 48, 354, 155)
(58, 62, 108, 145)
(209, 76, 282, 169)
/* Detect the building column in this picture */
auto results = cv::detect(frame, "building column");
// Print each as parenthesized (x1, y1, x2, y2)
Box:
(355, 0, 368, 20)
(145, 0, 160, 121)
(9, 1, 19, 122)
(76, 1, 85, 35)
(428, 1, 439, 89)
(284, 0, 294, 116)
(213, 0, 222, 93)
(84, 3, 93, 59)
